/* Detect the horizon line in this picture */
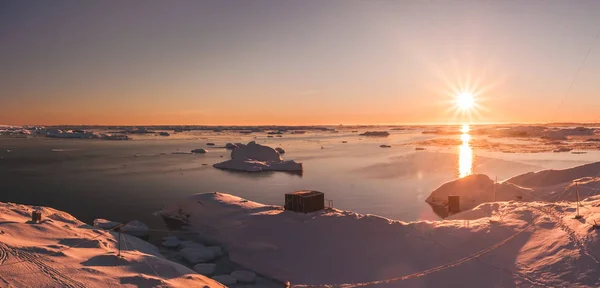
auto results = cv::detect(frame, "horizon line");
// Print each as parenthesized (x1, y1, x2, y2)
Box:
(4, 122, 600, 127)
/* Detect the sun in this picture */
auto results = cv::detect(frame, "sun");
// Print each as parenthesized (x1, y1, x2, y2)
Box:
(456, 92, 475, 111)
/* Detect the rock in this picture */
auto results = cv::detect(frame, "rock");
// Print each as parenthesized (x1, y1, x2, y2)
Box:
(161, 238, 181, 248)
(158, 132, 170, 136)
(194, 263, 217, 275)
(162, 235, 179, 241)
(415, 147, 426, 151)
(360, 131, 390, 137)
(553, 147, 572, 153)
(225, 143, 239, 149)
(206, 246, 223, 257)
(342, 141, 347, 143)
(191, 149, 208, 154)
(122, 220, 149, 238)
(179, 247, 216, 263)
(206, 143, 215, 146)
(231, 270, 256, 283)
(380, 145, 391, 148)
(93, 219, 122, 230)
(275, 147, 285, 154)
(212, 275, 237, 285)
(179, 241, 206, 250)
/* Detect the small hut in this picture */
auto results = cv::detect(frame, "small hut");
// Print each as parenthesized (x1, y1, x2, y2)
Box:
(285, 190, 325, 213)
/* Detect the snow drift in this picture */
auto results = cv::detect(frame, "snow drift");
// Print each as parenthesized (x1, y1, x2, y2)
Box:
(161, 192, 600, 287)
(0, 202, 223, 288)
(213, 141, 302, 172)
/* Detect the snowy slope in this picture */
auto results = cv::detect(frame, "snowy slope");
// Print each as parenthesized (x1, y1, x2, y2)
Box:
(162, 192, 600, 288)
(0, 202, 224, 288)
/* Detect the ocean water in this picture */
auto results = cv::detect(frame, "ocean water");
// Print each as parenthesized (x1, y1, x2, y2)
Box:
(0, 127, 598, 229)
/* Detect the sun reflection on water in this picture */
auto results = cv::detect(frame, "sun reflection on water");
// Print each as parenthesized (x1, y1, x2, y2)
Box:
(459, 124, 473, 178)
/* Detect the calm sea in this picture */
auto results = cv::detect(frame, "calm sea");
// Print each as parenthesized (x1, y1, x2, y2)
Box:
(0, 127, 597, 230)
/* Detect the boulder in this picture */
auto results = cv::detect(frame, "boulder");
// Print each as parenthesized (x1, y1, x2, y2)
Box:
(275, 147, 285, 154)
(194, 263, 217, 275)
(121, 220, 149, 238)
(161, 238, 181, 248)
(206, 246, 223, 257)
(225, 143, 239, 149)
(212, 275, 237, 285)
(179, 241, 206, 250)
(191, 149, 208, 154)
(179, 247, 216, 263)
(231, 270, 256, 283)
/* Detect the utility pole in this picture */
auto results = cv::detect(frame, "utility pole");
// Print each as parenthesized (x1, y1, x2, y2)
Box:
(494, 176, 498, 202)
(114, 224, 125, 257)
(118, 227, 122, 257)
(575, 182, 583, 219)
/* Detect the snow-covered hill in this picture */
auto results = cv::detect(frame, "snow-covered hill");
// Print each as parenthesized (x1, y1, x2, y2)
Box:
(0, 202, 223, 288)
(162, 192, 600, 287)
(426, 162, 600, 212)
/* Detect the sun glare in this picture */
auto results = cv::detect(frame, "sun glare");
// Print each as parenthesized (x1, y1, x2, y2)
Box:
(456, 92, 475, 111)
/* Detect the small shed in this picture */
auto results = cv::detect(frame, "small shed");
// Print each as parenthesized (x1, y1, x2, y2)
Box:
(285, 190, 325, 213)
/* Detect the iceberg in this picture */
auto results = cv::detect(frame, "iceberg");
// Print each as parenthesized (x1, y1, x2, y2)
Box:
(360, 131, 390, 137)
(213, 141, 302, 172)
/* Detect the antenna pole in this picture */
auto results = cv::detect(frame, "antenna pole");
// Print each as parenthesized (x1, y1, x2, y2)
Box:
(494, 176, 497, 202)
(118, 228, 122, 257)
(575, 182, 583, 219)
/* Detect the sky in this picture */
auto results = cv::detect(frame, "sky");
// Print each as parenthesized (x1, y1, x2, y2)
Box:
(1, 0, 600, 126)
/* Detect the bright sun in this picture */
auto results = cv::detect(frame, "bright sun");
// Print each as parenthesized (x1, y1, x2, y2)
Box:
(456, 92, 475, 110)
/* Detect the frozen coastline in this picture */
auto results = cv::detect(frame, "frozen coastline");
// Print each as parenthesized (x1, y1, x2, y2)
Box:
(161, 189, 600, 287)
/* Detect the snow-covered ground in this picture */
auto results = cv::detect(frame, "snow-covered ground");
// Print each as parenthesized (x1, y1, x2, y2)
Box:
(162, 191, 600, 287)
(0, 203, 224, 287)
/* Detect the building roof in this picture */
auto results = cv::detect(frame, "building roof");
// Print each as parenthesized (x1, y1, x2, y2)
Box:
(285, 190, 324, 197)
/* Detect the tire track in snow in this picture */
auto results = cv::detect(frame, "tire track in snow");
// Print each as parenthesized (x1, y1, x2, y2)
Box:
(0, 243, 13, 287)
(0, 243, 9, 265)
(530, 204, 600, 266)
(9, 249, 85, 288)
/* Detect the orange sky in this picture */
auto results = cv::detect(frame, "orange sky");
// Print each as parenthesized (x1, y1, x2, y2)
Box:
(2, 1, 600, 126)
